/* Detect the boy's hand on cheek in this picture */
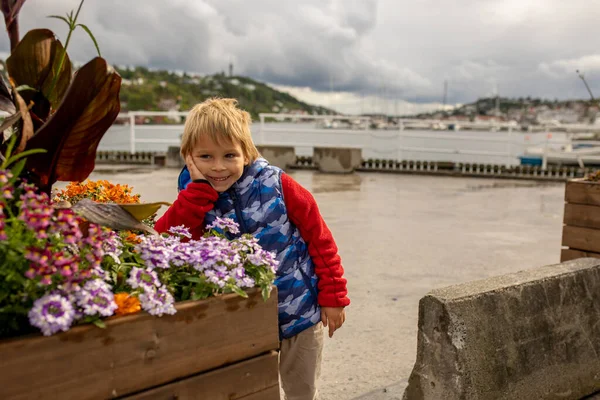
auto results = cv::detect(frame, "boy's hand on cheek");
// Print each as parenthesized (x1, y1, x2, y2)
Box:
(321, 307, 346, 338)
(186, 155, 206, 181)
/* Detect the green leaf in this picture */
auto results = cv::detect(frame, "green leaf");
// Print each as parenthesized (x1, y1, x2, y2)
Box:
(181, 286, 191, 301)
(2, 130, 18, 165)
(15, 85, 36, 92)
(92, 319, 106, 329)
(4, 148, 47, 168)
(232, 286, 249, 298)
(186, 276, 204, 284)
(47, 15, 71, 26)
(76, 24, 101, 57)
(191, 292, 207, 301)
(261, 285, 271, 301)
(9, 158, 27, 179)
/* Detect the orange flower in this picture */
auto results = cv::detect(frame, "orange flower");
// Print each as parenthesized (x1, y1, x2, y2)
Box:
(114, 293, 141, 316)
(54, 180, 141, 205)
(124, 231, 142, 244)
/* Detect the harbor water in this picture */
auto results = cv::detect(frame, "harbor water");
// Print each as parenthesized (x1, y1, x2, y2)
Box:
(98, 122, 570, 166)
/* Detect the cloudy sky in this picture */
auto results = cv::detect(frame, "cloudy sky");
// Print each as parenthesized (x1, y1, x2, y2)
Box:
(4, 0, 600, 114)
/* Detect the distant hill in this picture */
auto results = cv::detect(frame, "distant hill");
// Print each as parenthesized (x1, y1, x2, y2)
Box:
(411, 96, 599, 123)
(115, 66, 335, 119)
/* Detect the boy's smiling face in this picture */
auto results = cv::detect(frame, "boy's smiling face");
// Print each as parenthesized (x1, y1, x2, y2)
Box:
(190, 135, 248, 192)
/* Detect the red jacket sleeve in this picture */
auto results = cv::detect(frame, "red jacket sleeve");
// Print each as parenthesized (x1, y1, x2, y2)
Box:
(155, 182, 219, 239)
(281, 173, 350, 308)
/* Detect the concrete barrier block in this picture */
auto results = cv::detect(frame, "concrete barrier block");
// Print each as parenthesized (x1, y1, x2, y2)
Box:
(256, 145, 296, 170)
(313, 147, 362, 173)
(166, 146, 184, 168)
(404, 258, 600, 400)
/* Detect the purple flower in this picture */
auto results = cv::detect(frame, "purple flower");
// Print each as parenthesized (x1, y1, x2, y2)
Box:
(92, 265, 111, 282)
(232, 235, 261, 253)
(0, 169, 12, 184)
(204, 269, 227, 288)
(19, 191, 52, 231)
(168, 225, 192, 239)
(206, 217, 240, 235)
(28, 293, 75, 336)
(195, 236, 242, 270)
(230, 266, 255, 288)
(246, 249, 280, 273)
(127, 267, 161, 291)
(135, 235, 175, 269)
(139, 287, 176, 316)
(75, 279, 117, 317)
(51, 210, 83, 245)
(101, 229, 122, 263)
(1, 185, 13, 199)
(24, 247, 56, 284)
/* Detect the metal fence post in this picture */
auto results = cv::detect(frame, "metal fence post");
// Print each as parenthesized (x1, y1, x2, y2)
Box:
(397, 121, 404, 162)
(506, 125, 513, 168)
(259, 114, 265, 145)
(129, 112, 136, 154)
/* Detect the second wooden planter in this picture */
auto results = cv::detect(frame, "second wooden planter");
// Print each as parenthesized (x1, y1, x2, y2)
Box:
(561, 178, 600, 262)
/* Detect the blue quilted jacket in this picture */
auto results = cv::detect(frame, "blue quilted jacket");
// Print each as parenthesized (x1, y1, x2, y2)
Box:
(178, 158, 321, 339)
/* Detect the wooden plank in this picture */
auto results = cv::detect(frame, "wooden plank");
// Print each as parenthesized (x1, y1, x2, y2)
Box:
(0, 288, 279, 400)
(564, 203, 600, 229)
(562, 225, 600, 254)
(565, 179, 600, 206)
(236, 385, 281, 400)
(123, 351, 280, 400)
(561, 248, 600, 262)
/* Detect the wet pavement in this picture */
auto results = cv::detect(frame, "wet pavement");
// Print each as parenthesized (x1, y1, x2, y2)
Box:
(82, 167, 566, 400)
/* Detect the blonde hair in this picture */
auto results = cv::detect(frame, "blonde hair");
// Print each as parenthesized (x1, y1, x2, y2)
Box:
(180, 98, 260, 162)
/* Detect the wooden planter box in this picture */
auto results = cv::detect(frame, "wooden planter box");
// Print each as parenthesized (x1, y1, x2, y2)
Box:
(0, 288, 280, 400)
(561, 179, 600, 261)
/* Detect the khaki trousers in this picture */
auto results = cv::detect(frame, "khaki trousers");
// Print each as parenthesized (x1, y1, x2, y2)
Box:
(279, 322, 325, 400)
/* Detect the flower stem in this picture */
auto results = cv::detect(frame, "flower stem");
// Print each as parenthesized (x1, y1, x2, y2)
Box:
(46, 0, 84, 98)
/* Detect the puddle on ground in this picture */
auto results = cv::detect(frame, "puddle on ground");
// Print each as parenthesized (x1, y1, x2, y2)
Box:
(462, 181, 561, 192)
(311, 173, 363, 193)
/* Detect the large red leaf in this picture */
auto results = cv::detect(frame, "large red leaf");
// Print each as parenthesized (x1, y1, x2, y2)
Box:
(25, 57, 121, 188)
(6, 28, 71, 112)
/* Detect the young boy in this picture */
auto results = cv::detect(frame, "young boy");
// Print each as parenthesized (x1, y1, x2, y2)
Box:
(155, 98, 349, 400)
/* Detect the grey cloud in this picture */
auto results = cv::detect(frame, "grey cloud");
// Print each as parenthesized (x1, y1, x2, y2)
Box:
(3, 0, 600, 105)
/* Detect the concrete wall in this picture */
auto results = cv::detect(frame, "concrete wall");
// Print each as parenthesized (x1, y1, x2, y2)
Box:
(166, 146, 184, 168)
(313, 147, 362, 173)
(404, 258, 600, 400)
(256, 145, 296, 170)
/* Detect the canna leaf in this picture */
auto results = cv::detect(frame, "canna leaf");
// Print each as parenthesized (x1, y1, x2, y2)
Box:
(25, 57, 121, 190)
(72, 199, 157, 235)
(117, 202, 171, 221)
(6, 29, 72, 112)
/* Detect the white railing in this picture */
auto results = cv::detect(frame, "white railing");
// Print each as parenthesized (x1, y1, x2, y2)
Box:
(112, 111, 600, 168)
